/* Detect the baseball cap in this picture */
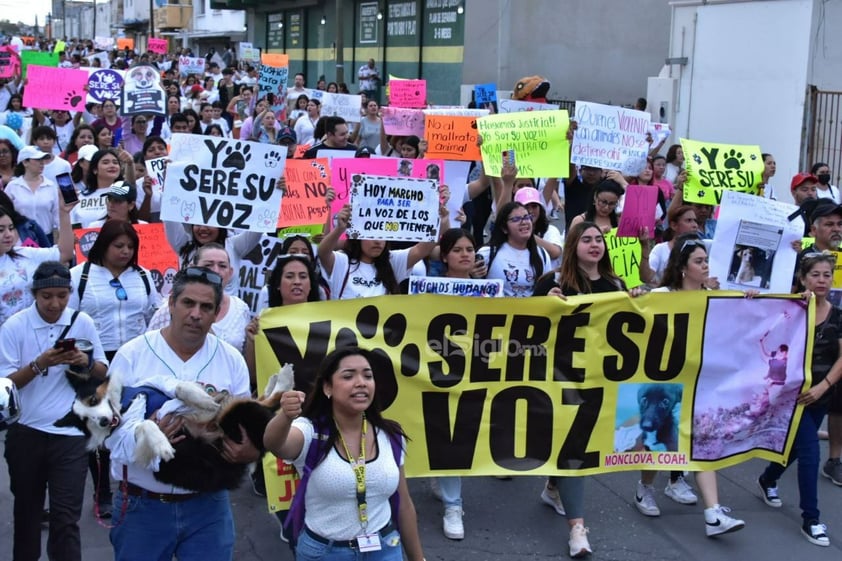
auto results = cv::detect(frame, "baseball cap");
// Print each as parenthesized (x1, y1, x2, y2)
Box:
(791, 172, 819, 190)
(31, 261, 72, 291)
(105, 181, 137, 202)
(77, 144, 99, 162)
(190, 84, 204, 94)
(17, 146, 53, 164)
(807, 198, 842, 222)
(355, 146, 373, 158)
(278, 127, 297, 145)
(514, 187, 543, 207)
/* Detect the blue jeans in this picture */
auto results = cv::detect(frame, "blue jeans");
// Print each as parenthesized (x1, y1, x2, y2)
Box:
(761, 404, 827, 521)
(547, 476, 585, 520)
(110, 489, 234, 561)
(296, 528, 403, 561)
(438, 476, 463, 508)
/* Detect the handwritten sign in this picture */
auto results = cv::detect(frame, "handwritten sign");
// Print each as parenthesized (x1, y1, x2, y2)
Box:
(0, 46, 20, 79)
(572, 101, 650, 176)
(381, 106, 425, 137)
(20, 51, 58, 80)
(348, 174, 440, 242)
(258, 63, 289, 116)
(604, 228, 643, 288)
(117, 38, 135, 51)
(145, 157, 167, 191)
(389, 79, 427, 108)
(23, 66, 89, 112)
(239, 42, 260, 63)
(178, 56, 206, 76)
(147, 38, 168, 55)
(424, 115, 481, 161)
(281, 159, 331, 227)
(122, 64, 166, 116)
(497, 98, 557, 113)
(310, 91, 363, 123)
(87, 68, 124, 103)
(477, 110, 570, 177)
(94, 37, 115, 50)
(617, 185, 658, 238)
(474, 83, 497, 105)
(649, 122, 671, 146)
(162, 135, 285, 233)
(408, 275, 503, 297)
(261, 53, 289, 67)
(680, 138, 764, 205)
(423, 108, 489, 117)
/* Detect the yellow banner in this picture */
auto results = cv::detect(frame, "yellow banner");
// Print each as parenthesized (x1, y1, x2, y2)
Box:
(256, 293, 811, 512)
(477, 111, 570, 177)
(680, 138, 764, 205)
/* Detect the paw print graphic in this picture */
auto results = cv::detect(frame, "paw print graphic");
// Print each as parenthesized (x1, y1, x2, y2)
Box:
(722, 149, 745, 170)
(258, 208, 275, 228)
(263, 150, 281, 168)
(64, 90, 83, 108)
(221, 142, 252, 170)
(310, 161, 327, 177)
(749, 153, 757, 161)
(693, 153, 703, 165)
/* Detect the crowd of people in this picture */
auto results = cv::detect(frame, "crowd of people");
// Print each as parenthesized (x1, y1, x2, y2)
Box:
(0, 36, 841, 561)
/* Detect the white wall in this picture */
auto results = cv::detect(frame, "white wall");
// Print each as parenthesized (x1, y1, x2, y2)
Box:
(193, 1, 245, 33)
(807, 0, 842, 90)
(123, 0, 150, 21)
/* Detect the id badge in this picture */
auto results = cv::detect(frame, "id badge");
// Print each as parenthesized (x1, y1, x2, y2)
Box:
(356, 532, 382, 552)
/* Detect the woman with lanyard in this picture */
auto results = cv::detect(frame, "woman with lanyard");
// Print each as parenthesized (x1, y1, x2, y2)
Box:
(630, 234, 745, 536)
(68, 219, 160, 519)
(294, 99, 321, 148)
(0, 261, 108, 561)
(264, 346, 426, 561)
(72, 148, 135, 228)
(3, 146, 57, 244)
(758, 252, 842, 547)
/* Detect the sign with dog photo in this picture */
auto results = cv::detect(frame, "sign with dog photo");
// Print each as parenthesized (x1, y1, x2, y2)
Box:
(122, 64, 166, 116)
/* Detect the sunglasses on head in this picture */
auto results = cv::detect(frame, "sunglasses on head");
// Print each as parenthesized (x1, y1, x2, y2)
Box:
(182, 267, 223, 287)
(37, 265, 71, 279)
(680, 239, 706, 253)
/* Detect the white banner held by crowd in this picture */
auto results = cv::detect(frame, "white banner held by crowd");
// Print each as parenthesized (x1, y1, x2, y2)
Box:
(408, 276, 504, 297)
(497, 98, 557, 113)
(348, 174, 440, 242)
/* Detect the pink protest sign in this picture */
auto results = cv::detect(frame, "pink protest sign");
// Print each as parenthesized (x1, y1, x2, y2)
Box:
(147, 38, 168, 55)
(389, 79, 427, 108)
(617, 185, 659, 238)
(0, 46, 20, 79)
(23, 66, 89, 111)
(381, 106, 425, 137)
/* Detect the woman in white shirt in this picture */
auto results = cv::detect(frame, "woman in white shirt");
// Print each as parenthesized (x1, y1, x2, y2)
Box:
(293, 99, 321, 148)
(812, 162, 840, 204)
(3, 146, 58, 242)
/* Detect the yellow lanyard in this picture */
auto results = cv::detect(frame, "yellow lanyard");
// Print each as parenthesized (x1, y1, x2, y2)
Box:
(337, 416, 368, 530)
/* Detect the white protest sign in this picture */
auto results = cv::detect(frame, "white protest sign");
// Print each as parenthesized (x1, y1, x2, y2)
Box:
(348, 174, 440, 242)
(239, 42, 261, 63)
(94, 37, 115, 50)
(497, 98, 558, 113)
(408, 275, 504, 297)
(423, 108, 490, 117)
(145, 157, 167, 190)
(572, 101, 651, 176)
(649, 122, 671, 146)
(162, 135, 286, 233)
(709, 190, 803, 293)
(85, 51, 110, 69)
(178, 56, 206, 76)
(443, 160, 471, 224)
(310, 91, 363, 122)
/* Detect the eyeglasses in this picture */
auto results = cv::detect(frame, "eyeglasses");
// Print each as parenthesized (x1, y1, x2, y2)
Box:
(680, 239, 706, 253)
(0, 150, 10, 156)
(596, 198, 618, 208)
(508, 214, 534, 224)
(182, 266, 223, 287)
(109, 278, 128, 301)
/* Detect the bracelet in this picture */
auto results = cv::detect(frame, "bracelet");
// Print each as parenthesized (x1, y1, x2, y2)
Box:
(826, 377, 834, 388)
(30, 360, 45, 376)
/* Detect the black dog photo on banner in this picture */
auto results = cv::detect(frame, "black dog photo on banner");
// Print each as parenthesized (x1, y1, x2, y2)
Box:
(122, 64, 165, 116)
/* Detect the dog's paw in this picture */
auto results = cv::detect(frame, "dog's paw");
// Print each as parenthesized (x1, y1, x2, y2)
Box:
(175, 382, 220, 415)
(134, 420, 175, 467)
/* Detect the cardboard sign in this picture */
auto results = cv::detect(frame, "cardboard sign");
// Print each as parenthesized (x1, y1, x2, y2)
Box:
(258, 63, 289, 116)
(178, 56, 206, 76)
(389, 79, 426, 108)
(261, 53, 289, 67)
(649, 122, 671, 146)
(381, 106, 425, 137)
(681, 138, 764, 205)
(94, 37, 115, 50)
(497, 98, 557, 113)
(117, 38, 135, 51)
(616, 185, 659, 238)
(87, 68, 125, 104)
(477, 110, 570, 177)
(145, 157, 167, 191)
(280, 159, 331, 227)
(408, 275, 503, 297)
(147, 38, 168, 55)
(239, 42, 260, 63)
(20, 51, 58, 80)
(474, 83, 497, 105)
(424, 115, 481, 161)
(122, 64, 166, 116)
(309, 91, 363, 123)
(424, 108, 490, 117)
(0, 46, 20, 79)
(348, 174, 440, 242)
(604, 228, 643, 288)
(572, 101, 651, 176)
(22, 66, 88, 112)
(162, 135, 286, 233)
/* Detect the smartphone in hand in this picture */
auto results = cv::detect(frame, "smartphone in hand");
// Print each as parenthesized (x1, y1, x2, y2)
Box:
(56, 172, 78, 204)
(502, 149, 516, 168)
(54, 339, 76, 352)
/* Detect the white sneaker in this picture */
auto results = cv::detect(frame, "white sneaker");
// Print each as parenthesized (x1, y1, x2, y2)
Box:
(429, 478, 442, 501)
(568, 523, 592, 558)
(541, 483, 566, 515)
(704, 505, 745, 537)
(635, 481, 661, 516)
(443, 506, 464, 540)
(665, 475, 698, 505)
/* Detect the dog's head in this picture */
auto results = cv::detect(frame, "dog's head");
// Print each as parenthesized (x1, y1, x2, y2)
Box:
(637, 384, 682, 433)
(739, 248, 754, 263)
(55, 374, 123, 449)
(129, 66, 158, 89)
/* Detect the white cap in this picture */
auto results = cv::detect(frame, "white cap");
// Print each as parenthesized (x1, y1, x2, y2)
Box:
(17, 146, 53, 164)
(77, 144, 99, 162)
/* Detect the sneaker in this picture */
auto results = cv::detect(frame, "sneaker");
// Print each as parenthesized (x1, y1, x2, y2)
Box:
(250, 470, 266, 497)
(430, 478, 442, 501)
(665, 475, 698, 505)
(822, 458, 842, 486)
(704, 505, 745, 537)
(757, 476, 782, 507)
(802, 519, 830, 546)
(634, 481, 660, 516)
(443, 506, 464, 540)
(541, 483, 566, 516)
(568, 523, 592, 558)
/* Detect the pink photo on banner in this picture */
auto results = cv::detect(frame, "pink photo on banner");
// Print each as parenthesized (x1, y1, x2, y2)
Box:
(0, 46, 20, 79)
(617, 184, 659, 238)
(23, 66, 89, 112)
(147, 38, 168, 55)
(389, 79, 427, 108)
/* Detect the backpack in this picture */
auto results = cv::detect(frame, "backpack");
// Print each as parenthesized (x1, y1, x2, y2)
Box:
(284, 418, 404, 547)
(77, 261, 151, 302)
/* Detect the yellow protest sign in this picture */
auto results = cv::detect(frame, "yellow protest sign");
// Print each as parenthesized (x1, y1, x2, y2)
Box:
(798, 239, 842, 288)
(604, 228, 643, 288)
(256, 292, 809, 513)
(477, 110, 570, 177)
(680, 138, 764, 205)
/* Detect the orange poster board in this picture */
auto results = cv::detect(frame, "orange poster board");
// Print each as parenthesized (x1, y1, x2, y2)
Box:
(424, 115, 482, 161)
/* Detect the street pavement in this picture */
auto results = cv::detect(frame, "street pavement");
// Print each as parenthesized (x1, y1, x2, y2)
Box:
(1, 433, 841, 561)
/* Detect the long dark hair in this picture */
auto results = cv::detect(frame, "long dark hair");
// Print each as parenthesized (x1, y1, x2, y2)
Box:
(87, 220, 140, 269)
(439, 228, 476, 261)
(584, 180, 624, 227)
(666, 144, 683, 164)
(84, 148, 123, 195)
(300, 347, 407, 467)
(64, 125, 94, 159)
(178, 226, 229, 267)
(660, 233, 707, 291)
(0, 139, 19, 168)
(488, 202, 545, 280)
(0, 205, 20, 258)
(267, 255, 320, 307)
(553, 221, 623, 294)
(344, 239, 401, 295)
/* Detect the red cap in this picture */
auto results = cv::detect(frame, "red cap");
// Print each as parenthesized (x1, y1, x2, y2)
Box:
(791, 172, 819, 190)
(190, 84, 203, 94)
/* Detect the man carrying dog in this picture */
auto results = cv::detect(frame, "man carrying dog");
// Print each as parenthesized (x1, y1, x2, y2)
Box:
(106, 266, 256, 561)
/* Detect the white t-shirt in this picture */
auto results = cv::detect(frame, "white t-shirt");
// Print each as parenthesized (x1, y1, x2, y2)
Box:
(477, 243, 551, 297)
(3, 176, 59, 235)
(0, 246, 61, 325)
(147, 295, 251, 354)
(326, 249, 411, 299)
(43, 156, 72, 190)
(816, 185, 842, 204)
(541, 224, 564, 270)
(72, 189, 109, 228)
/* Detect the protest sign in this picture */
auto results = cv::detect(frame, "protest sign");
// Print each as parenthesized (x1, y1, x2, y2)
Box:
(23, 66, 88, 112)
(314, 92, 363, 123)
(87, 68, 124, 103)
(389, 79, 427, 108)
(75, 223, 179, 297)
(237, 234, 285, 315)
(424, 114, 481, 161)
(497, 98, 557, 113)
(278, 224, 323, 237)
(0, 46, 20, 79)
(255, 292, 808, 482)
(572, 101, 651, 176)
(53, 40, 66, 55)
(86, 51, 110, 69)
(117, 38, 135, 51)
(261, 53, 288, 67)
(293, 144, 311, 159)
(281, 159, 331, 227)
(347, 174, 440, 242)
(239, 42, 260, 63)
(381, 106, 425, 137)
(443, 160, 471, 224)
(709, 191, 802, 293)
(147, 38, 168, 55)
(604, 228, 643, 288)
(178, 56, 206, 76)
(162, 135, 286, 233)
(258, 62, 289, 116)
(122, 64, 166, 116)
(474, 83, 497, 105)
(424, 107, 489, 117)
(477, 110, 570, 177)
(680, 138, 764, 205)
(409, 275, 503, 297)
(20, 51, 58, 80)
(616, 185, 659, 238)
(145, 156, 167, 191)
(94, 37, 115, 50)
(649, 122, 671, 146)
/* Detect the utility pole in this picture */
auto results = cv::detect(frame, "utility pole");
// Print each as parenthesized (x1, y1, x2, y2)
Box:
(93, 0, 97, 39)
(335, 0, 344, 83)
(149, 0, 155, 38)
